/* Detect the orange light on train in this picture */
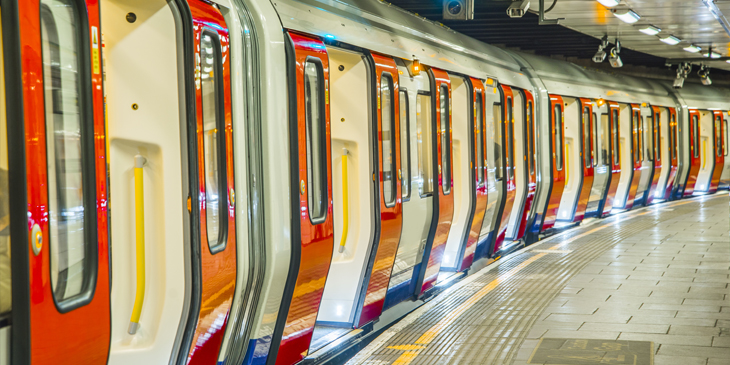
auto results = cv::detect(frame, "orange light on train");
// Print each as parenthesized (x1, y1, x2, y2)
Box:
(409, 57, 421, 76)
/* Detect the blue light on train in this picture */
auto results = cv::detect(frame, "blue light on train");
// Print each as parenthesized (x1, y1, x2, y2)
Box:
(324, 34, 336, 40)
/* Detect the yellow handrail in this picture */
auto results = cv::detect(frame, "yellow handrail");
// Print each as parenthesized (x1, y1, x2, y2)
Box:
(702, 140, 707, 169)
(338, 149, 349, 253)
(129, 155, 147, 335)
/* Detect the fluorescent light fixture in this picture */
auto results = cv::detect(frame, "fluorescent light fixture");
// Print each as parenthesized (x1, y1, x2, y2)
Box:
(612, 9, 640, 23)
(597, 0, 620, 7)
(726, 59, 730, 63)
(638, 25, 661, 35)
(684, 44, 702, 53)
(703, 51, 721, 58)
(660, 35, 681, 45)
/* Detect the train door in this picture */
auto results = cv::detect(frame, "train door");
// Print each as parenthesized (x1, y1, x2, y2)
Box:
(662, 108, 680, 199)
(516, 90, 537, 239)
(613, 103, 633, 209)
(540, 95, 565, 231)
(416, 67, 453, 295)
(693, 110, 715, 193)
(708, 111, 724, 193)
(656, 108, 675, 201)
(274, 32, 334, 365)
(475, 80, 503, 260)
(458, 77, 488, 271)
(6, 1, 111, 364)
(311, 45, 374, 346)
(682, 109, 701, 196)
(586, 101, 608, 217)
(505, 89, 527, 241)
(384, 60, 433, 309)
(491, 84, 515, 254)
(720, 112, 730, 189)
(624, 104, 643, 209)
(442, 75, 475, 272)
(601, 102, 622, 216)
(635, 104, 654, 206)
(556, 97, 589, 223)
(573, 98, 595, 221)
(643, 106, 663, 205)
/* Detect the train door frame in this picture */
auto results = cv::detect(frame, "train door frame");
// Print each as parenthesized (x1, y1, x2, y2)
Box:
(457, 77, 488, 271)
(505, 88, 528, 241)
(540, 95, 566, 231)
(415, 67, 454, 295)
(682, 109, 701, 196)
(708, 110, 724, 193)
(624, 103, 643, 209)
(643, 106, 663, 205)
(516, 90, 537, 240)
(490, 84, 516, 254)
(272, 31, 334, 365)
(7, 0, 112, 364)
(662, 108, 680, 199)
(720, 112, 730, 189)
(573, 98, 595, 222)
(353, 51, 403, 328)
(601, 101, 622, 216)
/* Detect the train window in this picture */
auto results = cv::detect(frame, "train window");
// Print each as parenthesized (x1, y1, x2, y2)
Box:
(440, 85, 451, 194)
(632, 111, 641, 162)
(476, 91, 485, 187)
(669, 114, 675, 161)
(554, 104, 563, 171)
(583, 107, 591, 168)
(201, 30, 228, 251)
(655, 113, 661, 161)
(494, 103, 504, 180)
(399, 90, 411, 199)
(599, 113, 608, 167)
(715, 115, 723, 157)
(593, 112, 599, 167)
(416, 92, 433, 195)
(692, 114, 699, 158)
(725, 119, 728, 156)
(380, 74, 396, 207)
(304, 59, 327, 223)
(527, 101, 535, 175)
(506, 98, 514, 180)
(0, 25, 8, 317)
(612, 109, 619, 166)
(41, 0, 95, 305)
(644, 114, 653, 161)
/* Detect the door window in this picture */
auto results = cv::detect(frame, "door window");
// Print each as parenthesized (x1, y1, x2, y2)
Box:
(527, 101, 535, 175)
(612, 109, 619, 165)
(593, 112, 599, 167)
(692, 115, 699, 158)
(440, 85, 451, 194)
(42, 0, 96, 305)
(0, 23, 8, 316)
(670, 114, 677, 161)
(416, 92, 433, 195)
(494, 103, 504, 179)
(506, 98, 514, 180)
(399, 90, 410, 199)
(725, 119, 728, 156)
(644, 114, 654, 161)
(304, 60, 327, 223)
(715, 116, 723, 157)
(583, 107, 591, 167)
(200, 30, 228, 251)
(555, 104, 563, 171)
(380, 74, 396, 207)
(476, 91, 485, 187)
(655, 112, 661, 161)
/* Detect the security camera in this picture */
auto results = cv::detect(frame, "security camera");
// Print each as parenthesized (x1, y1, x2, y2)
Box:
(698, 65, 712, 86)
(593, 50, 606, 63)
(609, 48, 623, 68)
(673, 77, 685, 89)
(507, 1, 530, 18)
(674, 63, 691, 89)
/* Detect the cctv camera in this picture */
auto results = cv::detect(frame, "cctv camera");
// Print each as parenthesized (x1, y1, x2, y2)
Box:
(507, 1, 530, 18)
(673, 77, 685, 89)
(593, 50, 607, 63)
(609, 49, 622, 68)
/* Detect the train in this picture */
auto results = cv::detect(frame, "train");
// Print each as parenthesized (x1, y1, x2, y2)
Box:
(0, 0, 728, 364)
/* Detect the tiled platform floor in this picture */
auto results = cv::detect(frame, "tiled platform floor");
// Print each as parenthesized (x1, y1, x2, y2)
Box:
(347, 193, 729, 365)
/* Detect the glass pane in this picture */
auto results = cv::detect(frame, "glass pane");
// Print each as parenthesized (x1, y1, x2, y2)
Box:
(42, 0, 89, 302)
(305, 61, 326, 222)
(632, 112, 640, 162)
(0, 46, 8, 316)
(725, 120, 728, 156)
(655, 113, 661, 161)
(716, 116, 723, 157)
(494, 103, 504, 179)
(476, 93, 484, 186)
(600, 113, 609, 167)
(593, 112, 599, 167)
(507, 100, 514, 180)
(613, 110, 620, 165)
(381, 75, 395, 206)
(583, 107, 591, 167)
(528, 102, 535, 175)
(201, 32, 224, 247)
(555, 105, 563, 171)
(416, 93, 433, 195)
(399, 90, 410, 198)
(440, 85, 451, 194)
(692, 115, 699, 158)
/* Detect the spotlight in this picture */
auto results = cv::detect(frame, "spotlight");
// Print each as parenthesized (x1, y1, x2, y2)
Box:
(699, 65, 712, 86)
(593, 35, 609, 63)
(609, 39, 622, 68)
(638, 25, 661, 36)
(684, 44, 702, 53)
(660, 35, 681, 45)
(612, 9, 640, 23)
(596, 0, 619, 7)
(507, 0, 530, 18)
(674, 63, 691, 89)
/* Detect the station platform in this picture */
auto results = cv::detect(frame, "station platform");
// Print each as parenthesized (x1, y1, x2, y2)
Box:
(346, 194, 730, 365)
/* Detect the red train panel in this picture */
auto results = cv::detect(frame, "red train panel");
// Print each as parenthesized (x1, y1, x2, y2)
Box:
(516, 90, 537, 239)
(541, 95, 566, 231)
(493, 85, 516, 253)
(625, 104, 642, 209)
(683, 109, 701, 197)
(709, 110, 725, 193)
(573, 98, 595, 222)
(602, 101, 622, 216)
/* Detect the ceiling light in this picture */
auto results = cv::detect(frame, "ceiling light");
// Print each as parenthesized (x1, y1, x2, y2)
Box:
(612, 9, 640, 23)
(638, 25, 661, 35)
(660, 35, 681, 45)
(684, 44, 702, 53)
(597, 0, 620, 7)
(703, 51, 721, 58)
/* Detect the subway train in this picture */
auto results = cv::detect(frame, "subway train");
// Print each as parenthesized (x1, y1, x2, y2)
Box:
(0, 0, 728, 364)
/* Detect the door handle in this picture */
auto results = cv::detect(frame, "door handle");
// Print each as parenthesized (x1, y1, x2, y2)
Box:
(338, 149, 349, 253)
(129, 155, 147, 335)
